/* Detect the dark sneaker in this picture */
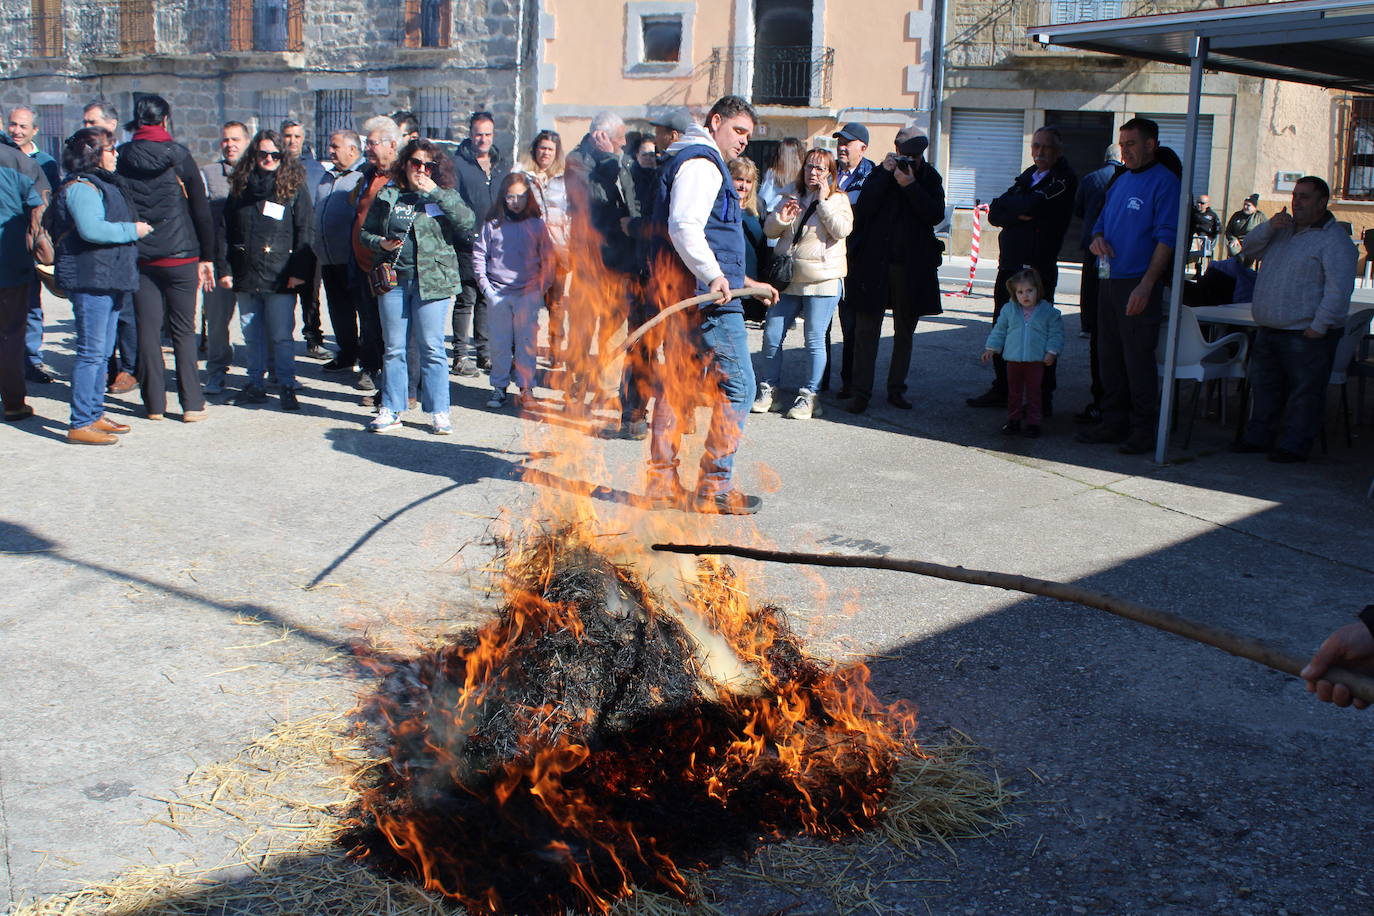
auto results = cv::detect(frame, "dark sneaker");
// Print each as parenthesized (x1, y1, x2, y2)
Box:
(304, 344, 331, 360)
(1023, 424, 1041, 439)
(620, 419, 649, 440)
(232, 385, 268, 405)
(847, 397, 869, 415)
(321, 358, 354, 373)
(1077, 423, 1128, 444)
(25, 366, 54, 384)
(279, 388, 301, 411)
(1267, 448, 1306, 464)
(1228, 439, 1267, 454)
(1073, 404, 1103, 425)
(355, 372, 377, 392)
(477, 356, 493, 372)
(836, 387, 853, 400)
(454, 358, 480, 378)
(966, 389, 1006, 408)
(1001, 420, 1021, 435)
(887, 393, 913, 410)
(696, 490, 762, 515)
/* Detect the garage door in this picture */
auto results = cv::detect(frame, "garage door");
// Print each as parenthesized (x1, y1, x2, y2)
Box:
(1141, 113, 1214, 197)
(949, 109, 1025, 208)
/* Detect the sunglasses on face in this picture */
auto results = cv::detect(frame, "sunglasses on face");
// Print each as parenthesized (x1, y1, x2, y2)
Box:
(408, 159, 434, 172)
(258, 150, 282, 161)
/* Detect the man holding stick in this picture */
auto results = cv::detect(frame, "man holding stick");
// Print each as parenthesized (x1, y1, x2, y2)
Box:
(644, 96, 777, 515)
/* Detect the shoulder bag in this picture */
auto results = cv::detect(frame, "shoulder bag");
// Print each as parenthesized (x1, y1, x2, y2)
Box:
(762, 198, 820, 289)
(369, 200, 419, 297)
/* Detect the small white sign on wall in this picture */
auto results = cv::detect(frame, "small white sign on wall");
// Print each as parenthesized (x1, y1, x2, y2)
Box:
(1275, 170, 1302, 191)
(366, 77, 390, 97)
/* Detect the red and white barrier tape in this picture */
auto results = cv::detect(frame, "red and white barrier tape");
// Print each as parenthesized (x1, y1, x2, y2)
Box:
(952, 203, 990, 297)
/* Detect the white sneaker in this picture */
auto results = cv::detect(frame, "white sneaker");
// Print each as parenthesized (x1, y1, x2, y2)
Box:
(486, 389, 507, 409)
(369, 407, 401, 433)
(431, 411, 452, 435)
(751, 381, 774, 414)
(784, 389, 819, 420)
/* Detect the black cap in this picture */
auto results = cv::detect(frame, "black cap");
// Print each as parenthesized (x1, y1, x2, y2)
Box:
(1245, 193, 1260, 205)
(832, 122, 869, 145)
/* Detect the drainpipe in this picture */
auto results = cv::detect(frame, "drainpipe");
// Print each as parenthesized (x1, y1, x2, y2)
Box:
(927, 0, 947, 168)
(514, 0, 529, 152)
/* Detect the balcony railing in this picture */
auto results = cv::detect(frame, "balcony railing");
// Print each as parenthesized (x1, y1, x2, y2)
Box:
(709, 46, 834, 108)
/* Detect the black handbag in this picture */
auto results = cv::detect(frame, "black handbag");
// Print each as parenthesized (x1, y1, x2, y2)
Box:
(762, 198, 819, 288)
(369, 202, 418, 296)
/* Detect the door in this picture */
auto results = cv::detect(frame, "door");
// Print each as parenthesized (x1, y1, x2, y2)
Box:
(753, 0, 813, 106)
(1045, 110, 1113, 259)
(948, 108, 1024, 208)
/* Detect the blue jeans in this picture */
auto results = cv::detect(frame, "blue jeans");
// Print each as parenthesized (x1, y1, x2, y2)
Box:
(649, 310, 754, 496)
(237, 292, 298, 390)
(69, 291, 127, 428)
(25, 282, 42, 369)
(1242, 327, 1341, 456)
(758, 292, 840, 393)
(379, 278, 449, 414)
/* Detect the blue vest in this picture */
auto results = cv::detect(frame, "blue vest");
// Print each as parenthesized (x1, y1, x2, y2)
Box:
(53, 173, 140, 293)
(652, 142, 746, 312)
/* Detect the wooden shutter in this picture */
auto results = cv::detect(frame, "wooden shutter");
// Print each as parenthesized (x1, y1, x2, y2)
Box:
(403, 0, 421, 48)
(230, 0, 252, 50)
(287, 0, 303, 51)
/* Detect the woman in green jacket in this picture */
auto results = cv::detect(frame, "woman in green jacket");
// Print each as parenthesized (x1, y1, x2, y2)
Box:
(361, 139, 474, 434)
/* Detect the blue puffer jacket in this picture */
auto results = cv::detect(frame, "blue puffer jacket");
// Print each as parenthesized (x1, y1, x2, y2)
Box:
(985, 299, 1065, 363)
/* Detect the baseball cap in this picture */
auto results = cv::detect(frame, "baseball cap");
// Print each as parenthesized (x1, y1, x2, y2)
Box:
(832, 122, 870, 145)
(649, 107, 694, 135)
(1245, 193, 1260, 205)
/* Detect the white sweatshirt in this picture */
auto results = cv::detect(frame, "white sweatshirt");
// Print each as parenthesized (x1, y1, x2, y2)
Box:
(665, 124, 729, 286)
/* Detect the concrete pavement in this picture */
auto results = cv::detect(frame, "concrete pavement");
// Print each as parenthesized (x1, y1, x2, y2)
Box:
(2, 280, 1371, 914)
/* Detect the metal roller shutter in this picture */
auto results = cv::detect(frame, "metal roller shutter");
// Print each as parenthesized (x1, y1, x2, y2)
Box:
(1142, 113, 1214, 197)
(949, 108, 1025, 207)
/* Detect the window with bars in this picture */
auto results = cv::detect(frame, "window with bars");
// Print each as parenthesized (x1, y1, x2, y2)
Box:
(259, 90, 292, 134)
(315, 90, 354, 143)
(1340, 98, 1374, 201)
(38, 105, 63, 161)
(230, 0, 303, 51)
(1048, 0, 1121, 24)
(402, 0, 450, 47)
(30, 0, 63, 57)
(119, 0, 155, 54)
(416, 88, 452, 139)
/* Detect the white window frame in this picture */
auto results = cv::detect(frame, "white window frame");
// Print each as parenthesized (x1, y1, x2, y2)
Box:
(624, 1, 695, 78)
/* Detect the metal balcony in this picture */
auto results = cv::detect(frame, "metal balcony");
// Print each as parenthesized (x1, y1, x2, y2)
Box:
(709, 46, 835, 108)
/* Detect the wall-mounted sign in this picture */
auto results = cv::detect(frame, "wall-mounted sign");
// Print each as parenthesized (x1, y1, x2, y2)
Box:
(366, 77, 390, 96)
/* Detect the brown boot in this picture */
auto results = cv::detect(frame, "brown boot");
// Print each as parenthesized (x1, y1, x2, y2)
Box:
(67, 425, 118, 446)
(94, 415, 131, 434)
(107, 371, 137, 394)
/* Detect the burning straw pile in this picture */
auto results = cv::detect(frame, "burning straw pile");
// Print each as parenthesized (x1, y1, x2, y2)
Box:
(345, 527, 976, 915)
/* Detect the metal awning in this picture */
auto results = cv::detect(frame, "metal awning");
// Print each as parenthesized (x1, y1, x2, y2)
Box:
(1026, 0, 1374, 464)
(1031, 0, 1374, 94)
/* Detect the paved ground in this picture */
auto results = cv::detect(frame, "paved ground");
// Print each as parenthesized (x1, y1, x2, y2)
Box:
(2, 267, 1371, 915)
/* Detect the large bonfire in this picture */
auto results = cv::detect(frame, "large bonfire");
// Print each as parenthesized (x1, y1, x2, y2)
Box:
(344, 205, 922, 914)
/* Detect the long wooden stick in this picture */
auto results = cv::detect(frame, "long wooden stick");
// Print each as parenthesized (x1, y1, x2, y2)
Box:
(617, 286, 771, 357)
(652, 543, 1374, 706)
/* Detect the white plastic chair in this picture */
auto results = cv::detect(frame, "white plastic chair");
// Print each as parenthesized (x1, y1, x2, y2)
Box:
(1158, 307, 1249, 449)
(1326, 308, 1374, 448)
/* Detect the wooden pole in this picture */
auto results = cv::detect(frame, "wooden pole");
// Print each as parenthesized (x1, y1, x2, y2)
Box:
(616, 286, 771, 357)
(651, 543, 1374, 706)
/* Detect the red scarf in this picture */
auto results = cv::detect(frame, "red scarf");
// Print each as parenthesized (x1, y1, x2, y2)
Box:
(132, 124, 174, 143)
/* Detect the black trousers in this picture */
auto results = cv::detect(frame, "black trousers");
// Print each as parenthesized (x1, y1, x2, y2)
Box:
(296, 263, 323, 346)
(321, 262, 381, 371)
(1079, 250, 1104, 405)
(134, 262, 204, 414)
(619, 292, 657, 423)
(850, 264, 936, 402)
(1097, 276, 1163, 435)
(988, 262, 1058, 401)
(820, 296, 856, 392)
(452, 249, 489, 363)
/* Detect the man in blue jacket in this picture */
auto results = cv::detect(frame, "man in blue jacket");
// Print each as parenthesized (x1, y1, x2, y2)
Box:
(1079, 117, 1180, 455)
(645, 96, 778, 514)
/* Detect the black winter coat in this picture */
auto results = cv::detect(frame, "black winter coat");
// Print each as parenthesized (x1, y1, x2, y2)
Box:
(988, 159, 1077, 274)
(216, 170, 315, 294)
(566, 136, 635, 274)
(847, 162, 946, 317)
(452, 139, 511, 251)
(116, 135, 214, 262)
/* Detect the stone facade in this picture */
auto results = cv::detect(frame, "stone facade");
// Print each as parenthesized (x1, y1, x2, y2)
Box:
(0, 0, 535, 165)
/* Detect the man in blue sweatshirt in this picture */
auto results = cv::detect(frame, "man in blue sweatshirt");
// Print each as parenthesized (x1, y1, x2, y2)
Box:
(1079, 118, 1180, 455)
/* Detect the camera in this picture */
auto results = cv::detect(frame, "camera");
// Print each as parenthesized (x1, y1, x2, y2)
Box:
(894, 156, 916, 171)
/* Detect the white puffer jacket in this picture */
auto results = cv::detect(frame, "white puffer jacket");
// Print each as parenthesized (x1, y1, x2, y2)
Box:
(764, 189, 853, 295)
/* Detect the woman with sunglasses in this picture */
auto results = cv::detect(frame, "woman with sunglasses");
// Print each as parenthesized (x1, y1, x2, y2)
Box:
(361, 139, 474, 434)
(50, 128, 153, 444)
(217, 129, 315, 410)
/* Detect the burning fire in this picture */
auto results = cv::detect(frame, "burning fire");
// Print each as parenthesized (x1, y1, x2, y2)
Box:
(345, 207, 918, 913)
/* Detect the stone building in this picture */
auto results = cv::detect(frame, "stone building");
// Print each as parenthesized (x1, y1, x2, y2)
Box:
(937, 0, 1366, 255)
(0, 0, 537, 164)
